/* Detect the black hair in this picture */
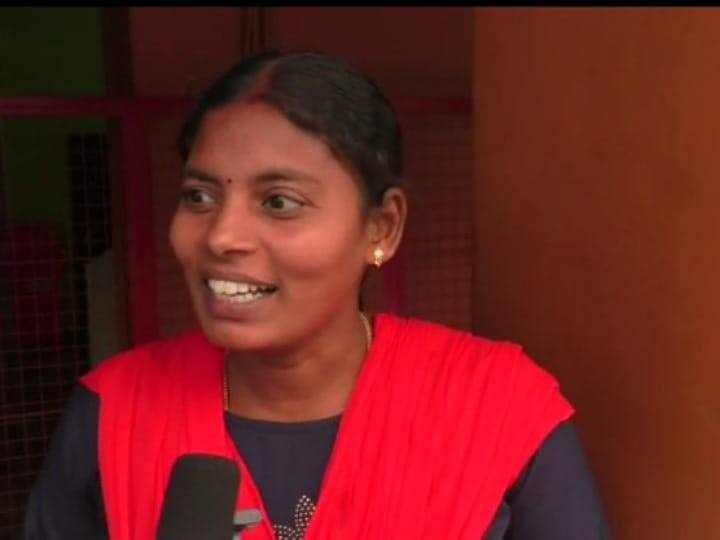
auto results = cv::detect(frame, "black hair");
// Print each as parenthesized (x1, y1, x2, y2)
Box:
(177, 51, 404, 208)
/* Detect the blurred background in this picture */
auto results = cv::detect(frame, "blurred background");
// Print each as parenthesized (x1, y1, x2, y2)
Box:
(0, 7, 718, 539)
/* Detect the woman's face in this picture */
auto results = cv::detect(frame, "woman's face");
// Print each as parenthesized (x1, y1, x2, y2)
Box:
(170, 101, 377, 353)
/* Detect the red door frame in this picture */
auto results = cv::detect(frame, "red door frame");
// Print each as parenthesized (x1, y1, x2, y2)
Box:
(0, 96, 470, 346)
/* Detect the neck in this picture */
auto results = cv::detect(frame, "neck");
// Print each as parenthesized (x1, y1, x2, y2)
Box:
(224, 310, 371, 422)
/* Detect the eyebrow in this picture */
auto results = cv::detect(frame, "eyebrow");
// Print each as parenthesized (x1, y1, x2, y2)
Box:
(182, 166, 220, 184)
(256, 168, 321, 186)
(182, 166, 322, 186)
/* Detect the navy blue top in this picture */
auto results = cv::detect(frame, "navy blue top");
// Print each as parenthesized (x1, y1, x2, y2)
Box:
(22, 384, 613, 539)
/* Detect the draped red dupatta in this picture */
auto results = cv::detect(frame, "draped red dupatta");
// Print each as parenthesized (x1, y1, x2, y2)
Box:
(82, 313, 573, 539)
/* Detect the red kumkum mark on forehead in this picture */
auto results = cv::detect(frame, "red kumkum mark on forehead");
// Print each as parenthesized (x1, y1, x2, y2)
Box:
(226, 178, 233, 185)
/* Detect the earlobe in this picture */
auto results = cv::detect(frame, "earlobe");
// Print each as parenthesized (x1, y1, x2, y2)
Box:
(364, 187, 406, 268)
(372, 247, 385, 268)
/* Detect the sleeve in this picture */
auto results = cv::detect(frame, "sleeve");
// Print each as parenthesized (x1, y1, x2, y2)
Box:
(20, 384, 108, 539)
(501, 421, 614, 540)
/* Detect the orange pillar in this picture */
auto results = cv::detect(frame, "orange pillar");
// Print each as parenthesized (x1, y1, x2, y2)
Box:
(473, 8, 720, 539)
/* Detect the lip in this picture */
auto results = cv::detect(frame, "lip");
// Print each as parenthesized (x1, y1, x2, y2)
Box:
(200, 275, 278, 320)
(202, 271, 277, 289)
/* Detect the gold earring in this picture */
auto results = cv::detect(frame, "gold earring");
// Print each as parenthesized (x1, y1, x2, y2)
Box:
(372, 247, 385, 268)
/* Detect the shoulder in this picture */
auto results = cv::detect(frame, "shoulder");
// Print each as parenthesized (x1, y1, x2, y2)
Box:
(23, 384, 106, 539)
(376, 313, 558, 385)
(81, 329, 212, 392)
(374, 313, 574, 426)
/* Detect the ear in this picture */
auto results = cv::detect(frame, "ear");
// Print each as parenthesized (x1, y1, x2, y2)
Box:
(365, 187, 407, 267)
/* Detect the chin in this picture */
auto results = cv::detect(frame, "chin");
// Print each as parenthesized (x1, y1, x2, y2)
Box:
(197, 316, 281, 354)
(200, 319, 254, 349)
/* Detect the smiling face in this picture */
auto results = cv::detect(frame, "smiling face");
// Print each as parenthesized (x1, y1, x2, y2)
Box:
(170, 101, 379, 353)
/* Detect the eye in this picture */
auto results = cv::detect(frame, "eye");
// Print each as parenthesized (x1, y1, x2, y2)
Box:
(262, 194, 304, 213)
(180, 188, 215, 209)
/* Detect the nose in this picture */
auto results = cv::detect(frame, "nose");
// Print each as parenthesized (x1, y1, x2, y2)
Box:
(204, 201, 258, 258)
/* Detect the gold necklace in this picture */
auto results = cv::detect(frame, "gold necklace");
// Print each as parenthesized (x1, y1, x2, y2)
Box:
(359, 311, 373, 352)
(223, 312, 373, 412)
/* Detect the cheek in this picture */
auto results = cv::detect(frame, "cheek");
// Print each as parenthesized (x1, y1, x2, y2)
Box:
(169, 212, 198, 268)
(269, 218, 366, 288)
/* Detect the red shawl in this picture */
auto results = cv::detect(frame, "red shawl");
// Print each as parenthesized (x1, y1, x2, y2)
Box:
(82, 313, 573, 539)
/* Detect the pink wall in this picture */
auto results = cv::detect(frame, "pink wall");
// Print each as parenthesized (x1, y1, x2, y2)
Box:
(269, 7, 472, 99)
(128, 7, 472, 99)
(129, 8, 241, 95)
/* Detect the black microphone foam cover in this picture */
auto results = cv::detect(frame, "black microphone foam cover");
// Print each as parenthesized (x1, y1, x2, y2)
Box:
(156, 453, 240, 540)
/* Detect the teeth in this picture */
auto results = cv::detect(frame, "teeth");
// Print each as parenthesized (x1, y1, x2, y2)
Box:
(208, 279, 274, 298)
(228, 291, 265, 303)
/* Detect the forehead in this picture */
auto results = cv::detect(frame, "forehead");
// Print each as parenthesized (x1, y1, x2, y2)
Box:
(189, 101, 338, 176)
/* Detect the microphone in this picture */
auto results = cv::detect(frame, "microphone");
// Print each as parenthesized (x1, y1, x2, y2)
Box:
(156, 454, 240, 540)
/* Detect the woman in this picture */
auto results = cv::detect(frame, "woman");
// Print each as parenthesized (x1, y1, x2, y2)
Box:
(24, 51, 612, 539)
